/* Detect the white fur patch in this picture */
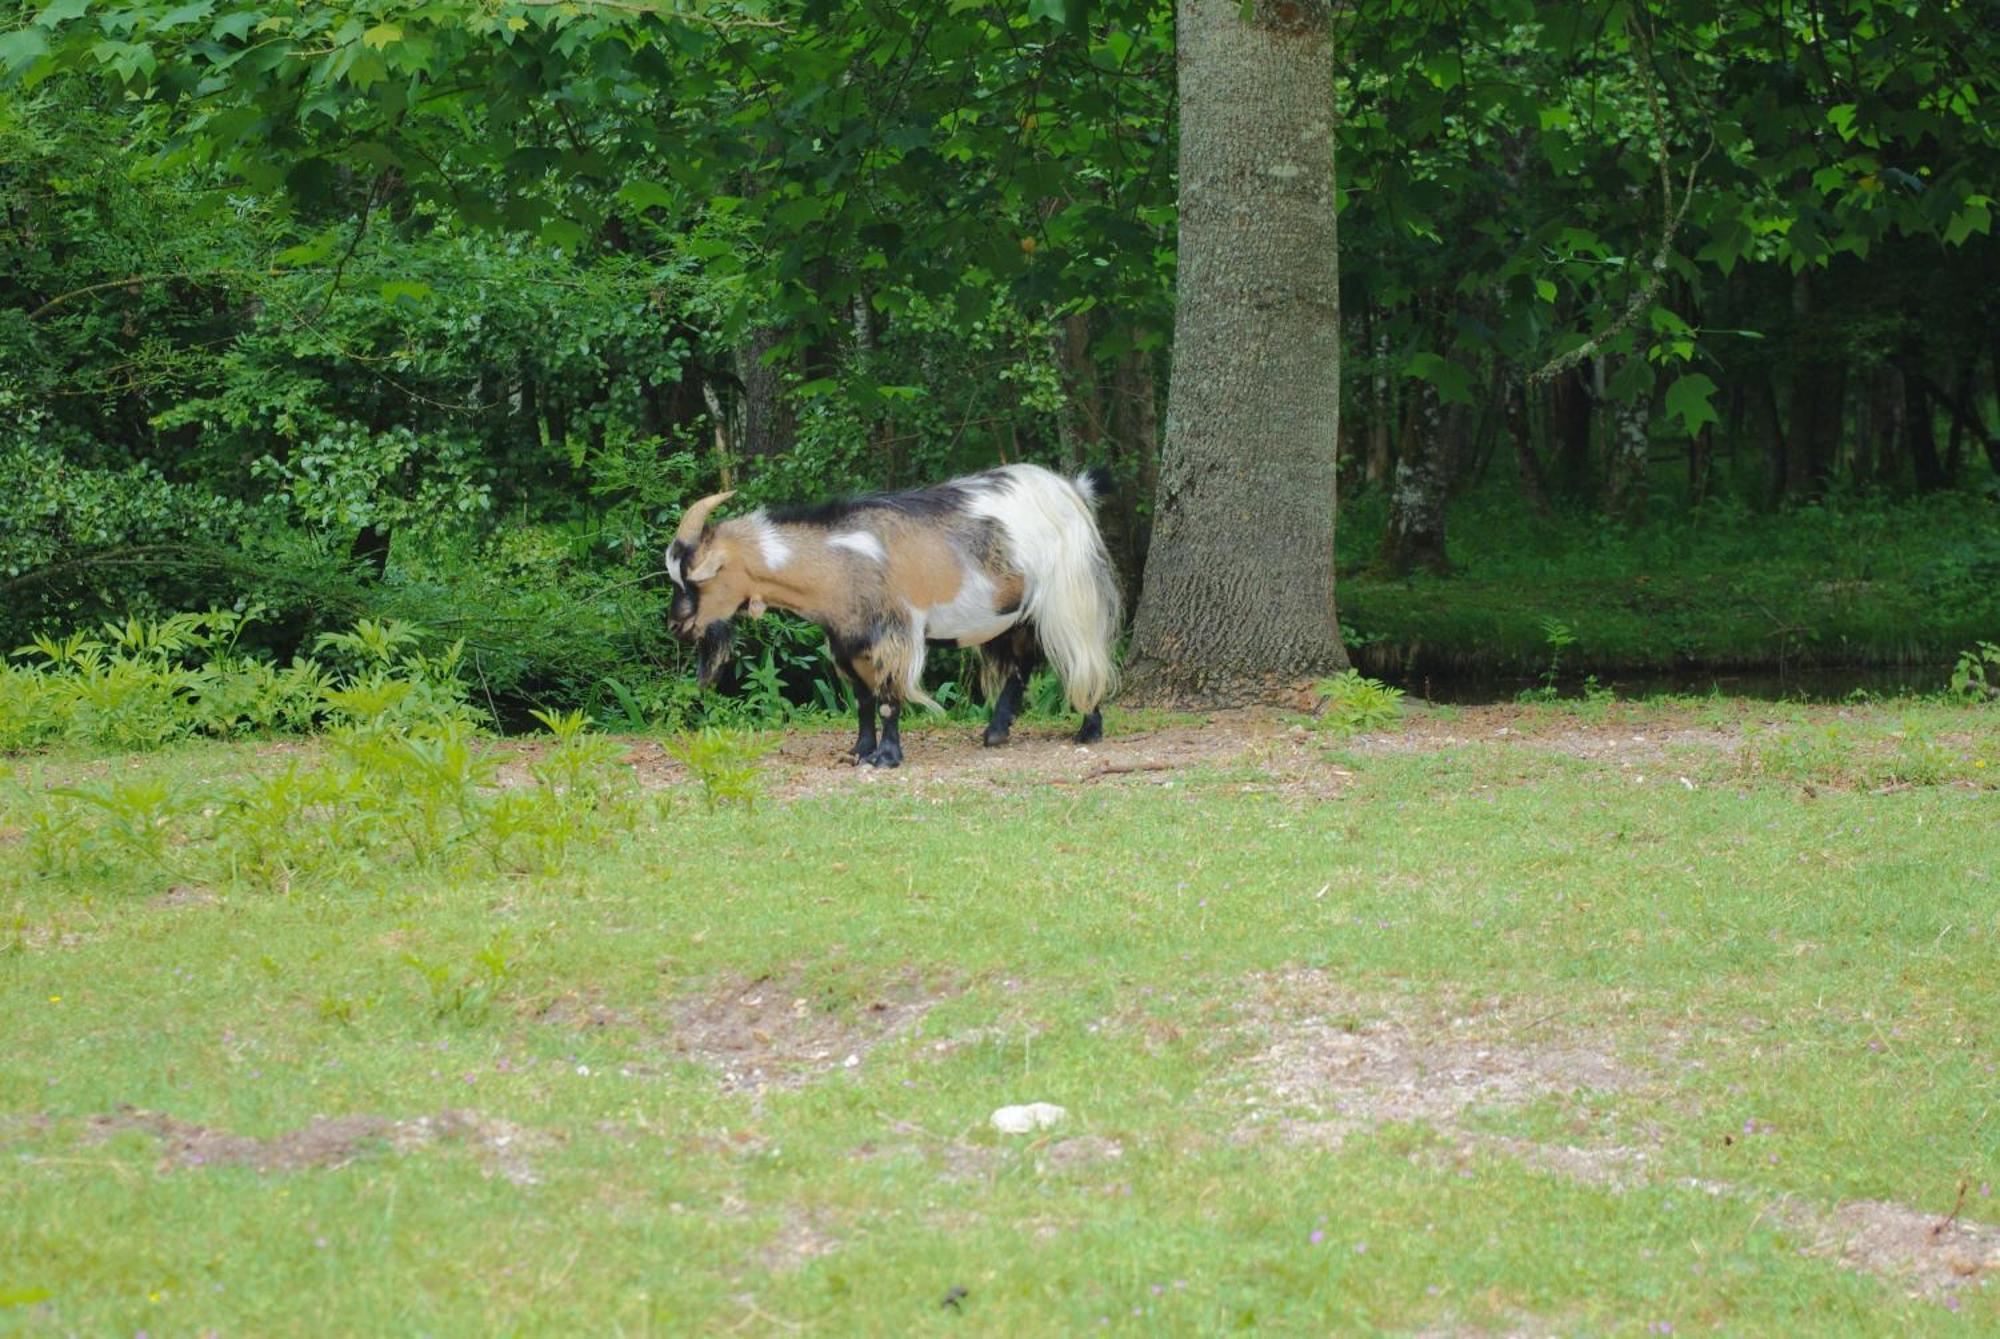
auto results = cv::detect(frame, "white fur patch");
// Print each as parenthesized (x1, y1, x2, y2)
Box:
(925, 566, 1019, 647)
(744, 513, 791, 570)
(828, 530, 887, 563)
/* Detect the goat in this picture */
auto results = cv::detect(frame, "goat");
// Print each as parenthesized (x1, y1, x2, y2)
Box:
(665, 464, 1121, 767)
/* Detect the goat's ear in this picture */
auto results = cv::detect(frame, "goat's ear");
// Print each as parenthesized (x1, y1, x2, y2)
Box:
(688, 547, 728, 583)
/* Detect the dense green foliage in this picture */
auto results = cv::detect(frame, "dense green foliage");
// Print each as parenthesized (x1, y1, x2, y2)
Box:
(2, 1, 1994, 715)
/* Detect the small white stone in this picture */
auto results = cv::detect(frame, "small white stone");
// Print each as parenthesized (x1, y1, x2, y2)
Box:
(843, 1054, 860, 1069)
(990, 1102, 1067, 1135)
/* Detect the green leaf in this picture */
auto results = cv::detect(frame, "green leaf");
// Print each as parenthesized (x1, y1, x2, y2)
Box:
(155, 2, 216, 31)
(1405, 352, 1474, 407)
(1534, 278, 1557, 303)
(379, 279, 434, 308)
(273, 229, 340, 266)
(616, 179, 675, 213)
(1826, 103, 1857, 141)
(211, 10, 262, 40)
(361, 22, 401, 50)
(0, 1288, 52, 1308)
(36, 0, 90, 27)
(1664, 374, 1719, 436)
(1943, 196, 1991, 247)
(0, 28, 50, 76)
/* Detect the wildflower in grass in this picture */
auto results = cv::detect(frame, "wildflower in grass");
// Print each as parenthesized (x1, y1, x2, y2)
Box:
(1309, 1229, 1325, 1245)
(1354, 1241, 1367, 1254)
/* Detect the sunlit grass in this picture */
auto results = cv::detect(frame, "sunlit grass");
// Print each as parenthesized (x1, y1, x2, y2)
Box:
(2, 699, 1995, 1334)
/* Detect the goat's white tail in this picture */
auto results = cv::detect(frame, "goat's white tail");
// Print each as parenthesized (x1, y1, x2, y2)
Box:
(972, 465, 1122, 713)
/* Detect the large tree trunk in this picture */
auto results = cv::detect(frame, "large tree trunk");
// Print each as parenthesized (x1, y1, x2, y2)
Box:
(1123, 0, 1347, 705)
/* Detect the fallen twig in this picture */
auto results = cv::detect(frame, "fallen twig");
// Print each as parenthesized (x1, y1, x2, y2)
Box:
(1932, 1178, 1969, 1239)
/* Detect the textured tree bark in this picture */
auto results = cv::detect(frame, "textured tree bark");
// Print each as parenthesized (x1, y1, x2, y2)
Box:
(1123, 0, 1348, 706)
(1603, 361, 1653, 519)
(738, 325, 796, 465)
(1377, 381, 1454, 576)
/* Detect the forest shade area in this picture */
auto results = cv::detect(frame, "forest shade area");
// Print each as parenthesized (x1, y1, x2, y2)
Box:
(2, 1, 1996, 720)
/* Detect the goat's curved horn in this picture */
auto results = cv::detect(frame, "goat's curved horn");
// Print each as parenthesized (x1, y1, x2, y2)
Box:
(673, 490, 736, 544)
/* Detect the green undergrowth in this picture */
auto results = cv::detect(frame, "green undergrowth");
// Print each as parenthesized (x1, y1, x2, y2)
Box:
(2, 701, 1996, 1333)
(1339, 485, 2000, 678)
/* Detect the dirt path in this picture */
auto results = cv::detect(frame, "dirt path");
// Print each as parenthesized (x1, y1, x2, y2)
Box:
(599, 701, 1780, 802)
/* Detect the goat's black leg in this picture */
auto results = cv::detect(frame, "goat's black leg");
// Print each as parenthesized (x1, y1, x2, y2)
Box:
(1075, 707, 1103, 745)
(983, 671, 1027, 747)
(868, 700, 904, 768)
(849, 682, 879, 761)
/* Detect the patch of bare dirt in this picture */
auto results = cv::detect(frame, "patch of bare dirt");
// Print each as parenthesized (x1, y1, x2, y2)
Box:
(757, 1217, 843, 1274)
(7, 922, 97, 952)
(148, 883, 221, 910)
(1438, 1121, 1999, 1300)
(1341, 703, 1744, 766)
(81, 1106, 548, 1184)
(528, 991, 639, 1030)
(666, 970, 956, 1092)
(1237, 971, 1641, 1143)
(1040, 1134, 1125, 1172)
(1770, 1192, 2000, 1298)
(602, 710, 1354, 802)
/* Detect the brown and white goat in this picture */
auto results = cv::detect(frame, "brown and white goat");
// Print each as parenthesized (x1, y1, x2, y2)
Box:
(665, 464, 1120, 767)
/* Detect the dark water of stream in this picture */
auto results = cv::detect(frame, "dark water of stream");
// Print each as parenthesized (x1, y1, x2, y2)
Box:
(1378, 663, 1959, 706)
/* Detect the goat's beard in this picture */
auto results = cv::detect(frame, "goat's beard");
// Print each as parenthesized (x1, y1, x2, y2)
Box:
(696, 619, 735, 690)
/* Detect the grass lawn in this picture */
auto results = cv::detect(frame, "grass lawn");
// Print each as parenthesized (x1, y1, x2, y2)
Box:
(3, 699, 1997, 1334)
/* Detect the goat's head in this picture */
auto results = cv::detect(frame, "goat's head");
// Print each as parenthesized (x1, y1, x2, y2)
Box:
(665, 489, 751, 688)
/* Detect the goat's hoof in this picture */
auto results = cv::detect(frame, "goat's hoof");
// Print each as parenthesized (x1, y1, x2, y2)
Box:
(981, 727, 1011, 748)
(864, 742, 903, 768)
(1074, 715, 1103, 745)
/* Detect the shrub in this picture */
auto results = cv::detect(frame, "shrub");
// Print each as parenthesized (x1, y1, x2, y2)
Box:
(1311, 671, 1404, 736)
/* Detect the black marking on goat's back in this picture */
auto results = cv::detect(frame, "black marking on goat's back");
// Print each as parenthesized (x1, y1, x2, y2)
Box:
(763, 473, 1005, 529)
